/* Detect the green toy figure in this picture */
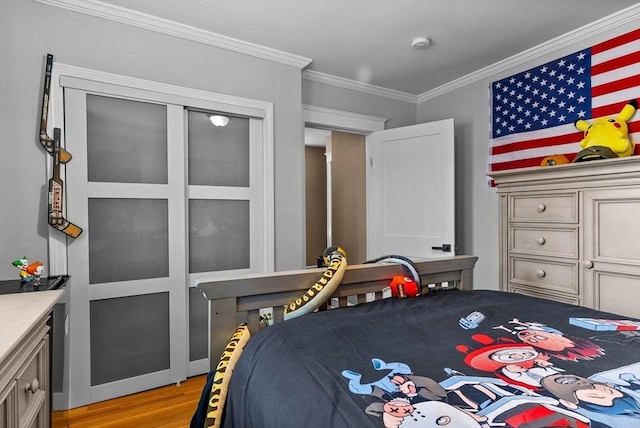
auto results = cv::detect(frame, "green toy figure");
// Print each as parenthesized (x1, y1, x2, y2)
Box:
(11, 256, 45, 283)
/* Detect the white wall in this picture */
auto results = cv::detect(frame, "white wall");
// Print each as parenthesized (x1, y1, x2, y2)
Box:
(417, 16, 640, 290)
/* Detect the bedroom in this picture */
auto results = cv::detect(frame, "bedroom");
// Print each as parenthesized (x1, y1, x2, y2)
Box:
(0, 0, 639, 427)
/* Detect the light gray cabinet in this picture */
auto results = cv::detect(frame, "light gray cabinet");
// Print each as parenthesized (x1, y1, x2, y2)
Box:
(0, 319, 49, 428)
(489, 157, 640, 317)
(0, 291, 63, 428)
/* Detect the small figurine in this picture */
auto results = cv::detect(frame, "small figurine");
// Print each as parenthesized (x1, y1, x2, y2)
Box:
(11, 256, 45, 284)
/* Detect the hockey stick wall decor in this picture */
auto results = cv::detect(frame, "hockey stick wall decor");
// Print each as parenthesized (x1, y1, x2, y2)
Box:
(48, 128, 82, 238)
(40, 53, 72, 163)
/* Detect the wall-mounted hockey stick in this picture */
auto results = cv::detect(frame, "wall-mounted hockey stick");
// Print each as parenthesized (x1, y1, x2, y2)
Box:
(48, 127, 82, 238)
(40, 53, 72, 163)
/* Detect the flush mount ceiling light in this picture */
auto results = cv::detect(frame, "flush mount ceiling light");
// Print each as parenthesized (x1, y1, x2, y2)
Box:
(208, 114, 230, 127)
(411, 36, 431, 50)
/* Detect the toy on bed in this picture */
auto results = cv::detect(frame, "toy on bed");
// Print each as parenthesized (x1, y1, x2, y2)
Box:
(365, 254, 422, 298)
(283, 245, 347, 320)
(573, 99, 637, 162)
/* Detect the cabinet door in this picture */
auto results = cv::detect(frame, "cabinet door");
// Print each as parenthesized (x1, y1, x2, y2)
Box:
(582, 187, 640, 318)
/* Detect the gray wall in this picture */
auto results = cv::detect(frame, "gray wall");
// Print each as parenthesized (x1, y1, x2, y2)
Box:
(3, 0, 635, 284)
(417, 17, 640, 291)
(0, 0, 417, 280)
(0, 0, 304, 279)
(303, 80, 417, 129)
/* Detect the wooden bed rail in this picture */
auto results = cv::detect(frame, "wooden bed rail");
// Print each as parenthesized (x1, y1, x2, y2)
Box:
(196, 255, 478, 367)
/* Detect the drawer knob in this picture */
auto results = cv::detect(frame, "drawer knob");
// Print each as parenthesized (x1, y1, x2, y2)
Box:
(536, 237, 546, 245)
(24, 378, 40, 393)
(536, 269, 546, 279)
(583, 260, 594, 269)
(536, 204, 546, 212)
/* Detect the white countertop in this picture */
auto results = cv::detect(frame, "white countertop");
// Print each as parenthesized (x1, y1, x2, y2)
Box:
(0, 290, 65, 365)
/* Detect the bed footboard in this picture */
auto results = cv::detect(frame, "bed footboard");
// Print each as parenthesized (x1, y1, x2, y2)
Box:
(196, 255, 478, 367)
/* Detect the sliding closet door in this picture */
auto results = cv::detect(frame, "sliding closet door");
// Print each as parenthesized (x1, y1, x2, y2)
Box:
(185, 110, 264, 375)
(61, 72, 271, 407)
(65, 90, 185, 406)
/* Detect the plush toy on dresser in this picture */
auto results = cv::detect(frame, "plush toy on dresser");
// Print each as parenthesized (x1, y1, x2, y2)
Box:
(540, 99, 637, 166)
(573, 98, 637, 162)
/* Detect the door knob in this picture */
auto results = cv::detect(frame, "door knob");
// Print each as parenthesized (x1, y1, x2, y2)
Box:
(583, 260, 594, 269)
(431, 244, 451, 252)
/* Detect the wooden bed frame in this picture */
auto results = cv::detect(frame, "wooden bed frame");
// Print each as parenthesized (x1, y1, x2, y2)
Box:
(196, 255, 478, 367)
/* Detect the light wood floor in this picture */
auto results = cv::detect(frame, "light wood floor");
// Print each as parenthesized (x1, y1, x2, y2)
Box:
(52, 375, 207, 428)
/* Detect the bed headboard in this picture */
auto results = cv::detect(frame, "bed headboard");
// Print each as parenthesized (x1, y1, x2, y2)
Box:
(196, 255, 478, 367)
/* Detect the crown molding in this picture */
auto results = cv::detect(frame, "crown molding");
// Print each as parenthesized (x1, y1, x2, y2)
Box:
(303, 70, 417, 104)
(32, 0, 312, 69)
(302, 104, 387, 133)
(32, 0, 639, 105)
(417, 4, 640, 103)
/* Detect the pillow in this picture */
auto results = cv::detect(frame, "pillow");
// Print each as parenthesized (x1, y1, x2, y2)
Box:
(283, 246, 347, 320)
(205, 323, 251, 428)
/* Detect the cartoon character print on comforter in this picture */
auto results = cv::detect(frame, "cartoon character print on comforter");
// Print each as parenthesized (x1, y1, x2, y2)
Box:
(342, 314, 640, 428)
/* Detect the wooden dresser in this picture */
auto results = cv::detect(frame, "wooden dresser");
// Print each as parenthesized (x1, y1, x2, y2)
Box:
(489, 157, 640, 319)
(0, 290, 64, 428)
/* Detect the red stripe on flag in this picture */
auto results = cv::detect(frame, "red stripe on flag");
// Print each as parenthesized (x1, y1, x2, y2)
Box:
(591, 27, 640, 55)
(592, 51, 640, 75)
(491, 154, 574, 171)
(592, 101, 638, 118)
(592, 74, 640, 97)
(490, 156, 550, 171)
(491, 131, 582, 155)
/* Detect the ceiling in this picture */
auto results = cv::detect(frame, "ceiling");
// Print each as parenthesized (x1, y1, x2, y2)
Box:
(97, 0, 637, 96)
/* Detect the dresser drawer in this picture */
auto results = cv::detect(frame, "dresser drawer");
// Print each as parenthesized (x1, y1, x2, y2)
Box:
(16, 338, 47, 427)
(510, 257, 578, 295)
(510, 226, 578, 258)
(508, 284, 580, 305)
(510, 193, 577, 223)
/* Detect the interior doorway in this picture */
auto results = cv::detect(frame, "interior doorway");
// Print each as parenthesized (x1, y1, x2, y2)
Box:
(305, 128, 367, 266)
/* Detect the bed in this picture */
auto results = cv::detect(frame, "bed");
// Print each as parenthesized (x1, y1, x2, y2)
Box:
(194, 255, 640, 428)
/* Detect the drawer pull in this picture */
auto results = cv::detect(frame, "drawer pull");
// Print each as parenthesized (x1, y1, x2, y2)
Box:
(24, 378, 40, 393)
(536, 237, 546, 245)
(536, 269, 546, 279)
(583, 260, 594, 269)
(536, 203, 546, 212)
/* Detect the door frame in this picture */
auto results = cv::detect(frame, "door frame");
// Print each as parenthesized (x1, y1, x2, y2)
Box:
(48, 62, 275, 276)
(48, 62, 275, 408)
(302, 105, 387, 261)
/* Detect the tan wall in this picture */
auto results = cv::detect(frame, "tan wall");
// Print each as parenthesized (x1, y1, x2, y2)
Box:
(331, 131, 366, 264)
(305, 146, 327, 266)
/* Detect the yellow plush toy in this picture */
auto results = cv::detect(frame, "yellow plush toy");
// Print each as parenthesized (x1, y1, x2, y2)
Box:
(573, 99, 637, 162)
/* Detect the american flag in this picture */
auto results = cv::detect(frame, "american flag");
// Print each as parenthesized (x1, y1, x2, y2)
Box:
(489, 28, 639, 173)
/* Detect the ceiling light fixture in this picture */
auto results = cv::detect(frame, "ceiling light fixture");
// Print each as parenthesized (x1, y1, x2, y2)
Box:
(208, 114, 230, 127)
(411, 36, 431, 50)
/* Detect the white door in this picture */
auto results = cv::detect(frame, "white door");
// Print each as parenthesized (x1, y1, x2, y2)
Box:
(368, 119, 455, 259)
